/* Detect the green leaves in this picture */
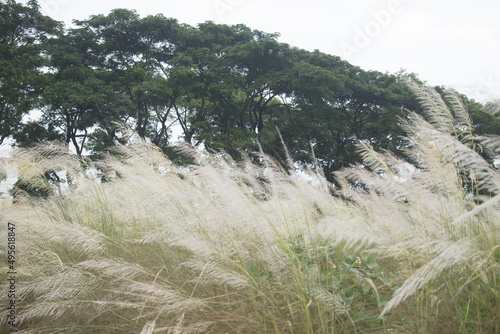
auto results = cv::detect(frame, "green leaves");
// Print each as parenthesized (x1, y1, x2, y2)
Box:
(3, 3, 498, 179)
(0, 0, 61, 144)
(0, 4, 424, 166)
(286, 234, 398, 326)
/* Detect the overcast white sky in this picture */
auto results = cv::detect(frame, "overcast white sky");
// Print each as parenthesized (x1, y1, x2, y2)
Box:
(30, 0, 500, 104)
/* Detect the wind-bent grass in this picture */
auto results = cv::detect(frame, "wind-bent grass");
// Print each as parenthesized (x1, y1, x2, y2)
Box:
(0, 84, 499, 333)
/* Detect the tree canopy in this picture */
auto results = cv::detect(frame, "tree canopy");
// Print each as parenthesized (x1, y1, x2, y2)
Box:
(2, 1, 499, 180)
(0, 0, 61, 144)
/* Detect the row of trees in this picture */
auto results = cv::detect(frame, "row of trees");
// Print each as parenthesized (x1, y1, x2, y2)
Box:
(2, 0, 499, 180)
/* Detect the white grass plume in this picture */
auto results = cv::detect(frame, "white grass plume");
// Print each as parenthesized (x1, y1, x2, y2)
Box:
(333, 82, 500, 319)
(380, 241, 473, 316)
(1, 85, 499, 332)
(407, 80, 455, 134)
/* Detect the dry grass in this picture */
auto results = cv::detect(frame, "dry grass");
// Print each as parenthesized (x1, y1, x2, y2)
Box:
(0, 83, 499, 333)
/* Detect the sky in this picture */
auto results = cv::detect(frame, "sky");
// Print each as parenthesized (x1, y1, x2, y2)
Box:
(29, 0, 500, 104)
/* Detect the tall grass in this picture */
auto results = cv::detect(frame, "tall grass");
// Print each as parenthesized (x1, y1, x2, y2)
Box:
(1, 84, 499, 333)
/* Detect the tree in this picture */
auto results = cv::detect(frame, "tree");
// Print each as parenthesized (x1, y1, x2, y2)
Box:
(174, 24, 297, 157)
(277, 51, 420, 180)
(0, 0, 61, 144)
(13, 121, 63, 147)
(166, 22, 258, 149)
(39, 33, 101, 155)
(4, 5, 494, 179)
(73, 9, 181, 148)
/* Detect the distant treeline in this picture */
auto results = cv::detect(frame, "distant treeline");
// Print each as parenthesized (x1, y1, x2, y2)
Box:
(2, 0, 499, 180)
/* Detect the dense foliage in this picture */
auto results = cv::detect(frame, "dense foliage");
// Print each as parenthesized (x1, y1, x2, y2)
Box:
(1, 0, 499, 180)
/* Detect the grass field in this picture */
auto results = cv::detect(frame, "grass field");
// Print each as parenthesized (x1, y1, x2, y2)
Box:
(1, 84, 499, 333)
